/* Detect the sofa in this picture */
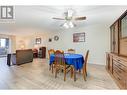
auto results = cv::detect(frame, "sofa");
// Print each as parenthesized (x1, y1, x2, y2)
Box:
(7, 49, 33, 66)
(16, 49, 33, 65)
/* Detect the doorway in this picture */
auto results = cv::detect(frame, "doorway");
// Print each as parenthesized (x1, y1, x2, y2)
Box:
(0, 38, 9, 57)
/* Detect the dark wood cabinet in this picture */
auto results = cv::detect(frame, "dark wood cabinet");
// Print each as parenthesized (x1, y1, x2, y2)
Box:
(106, 10, 127, 89)
(38, 47, 46, 58)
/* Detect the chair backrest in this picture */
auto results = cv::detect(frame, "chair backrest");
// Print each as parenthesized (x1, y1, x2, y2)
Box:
(83, 50, 89, 70)
(48, 49, 55, 58)
(59, 50, 64, 53)
(54, 50, 65, 66)
(68, 49, 75, 54)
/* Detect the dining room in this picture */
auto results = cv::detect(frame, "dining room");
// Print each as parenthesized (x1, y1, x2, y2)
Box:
(0, 5, 127, 90)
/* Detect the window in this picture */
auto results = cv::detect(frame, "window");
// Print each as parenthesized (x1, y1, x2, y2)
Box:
(0, 38, 9, 48)
(0, 39, 6, 47)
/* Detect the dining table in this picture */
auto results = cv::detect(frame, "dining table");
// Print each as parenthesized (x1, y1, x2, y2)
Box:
(49, 53, 84, 81)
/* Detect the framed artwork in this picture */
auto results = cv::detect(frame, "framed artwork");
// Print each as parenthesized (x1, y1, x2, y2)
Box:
(73, 32, 85, 42)
(35, 38, 41, 44)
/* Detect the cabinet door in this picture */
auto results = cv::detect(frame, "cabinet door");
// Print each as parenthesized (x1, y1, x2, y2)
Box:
(114, 22, 119, 54)
(106, 53, 110, 70)
(125, 73, 127, 89)
(120, 38, 127, 56)
(41, 47, 46, 58)
(110, 22, 119, 53)
(119, 14, 127, 56)
(110, 26, 114, 52)
(109, 55, 113, 73)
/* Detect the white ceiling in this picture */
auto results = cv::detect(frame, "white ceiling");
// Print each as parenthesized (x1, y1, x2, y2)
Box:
(0, 5, 127, 35)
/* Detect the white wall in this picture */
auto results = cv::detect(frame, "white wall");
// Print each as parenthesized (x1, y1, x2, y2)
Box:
(45, 24, 110, 65)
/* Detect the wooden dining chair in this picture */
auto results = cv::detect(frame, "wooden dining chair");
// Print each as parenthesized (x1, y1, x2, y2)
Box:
(59, 50, 64, 53)
(48, 49, 55, 73)
(54, 50, 73, 81)
(48, 49, 55, 58)
(68, 49, 75, 54)
(82, 50, 89, 81)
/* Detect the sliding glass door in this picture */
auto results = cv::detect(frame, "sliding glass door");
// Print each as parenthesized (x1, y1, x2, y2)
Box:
(0, 38, 9, 56)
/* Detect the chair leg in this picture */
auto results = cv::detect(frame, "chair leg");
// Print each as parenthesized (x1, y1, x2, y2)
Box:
(83, 69, 86, 81)
(55, 68, 57, 78)
(71, 67, 73, 78)
(79, 69, 81, 74)
(85, 68, 87, 76)
(64, 69, 66, 81)
(74, 68, 76, 81)
(51, 64, 54, 74)
(49, 65, 51, 71)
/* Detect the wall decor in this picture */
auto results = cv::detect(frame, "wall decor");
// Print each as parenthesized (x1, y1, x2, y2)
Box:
(73, 32, 85, 42)
(35, 37, 41, 44)
(54, 35, 59, 41)
(48, 38, 52, 42)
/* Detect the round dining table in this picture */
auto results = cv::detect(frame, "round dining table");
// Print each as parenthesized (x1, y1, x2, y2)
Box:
(49, 53, 84, 81)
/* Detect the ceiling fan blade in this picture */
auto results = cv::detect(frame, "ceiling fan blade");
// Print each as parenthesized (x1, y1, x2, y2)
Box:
(75, 16, 86, 20)
(52, 17, 65, 20)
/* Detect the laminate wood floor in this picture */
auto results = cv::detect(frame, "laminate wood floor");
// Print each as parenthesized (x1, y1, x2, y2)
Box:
(0, 57, 119, 89)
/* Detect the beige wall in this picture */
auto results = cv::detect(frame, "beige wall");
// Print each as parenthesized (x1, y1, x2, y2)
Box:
(16, 35, 41, 50)
(45, 24, 110, 65)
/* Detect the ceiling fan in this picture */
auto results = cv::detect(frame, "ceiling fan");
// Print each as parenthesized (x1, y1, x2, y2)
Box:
(52, 9, 86, 28)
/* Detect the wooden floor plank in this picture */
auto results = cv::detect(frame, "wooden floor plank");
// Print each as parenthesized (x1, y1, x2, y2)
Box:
(0, 57, 119, 89)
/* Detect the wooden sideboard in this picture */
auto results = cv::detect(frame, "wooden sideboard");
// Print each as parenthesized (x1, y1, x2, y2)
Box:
(106, 53, 127, 89)
(106, 10, 127, 89)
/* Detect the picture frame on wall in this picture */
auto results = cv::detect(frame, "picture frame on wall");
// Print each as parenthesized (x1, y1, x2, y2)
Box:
(35, 37, 41, 44)
(73, 32, 85, 42)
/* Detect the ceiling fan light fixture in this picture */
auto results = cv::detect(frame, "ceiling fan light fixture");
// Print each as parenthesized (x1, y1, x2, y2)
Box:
(69, 21, 74, 28)
(53, 9, 86, 29)
(62, 21, 75, 29)
(63, 22, 69, 29)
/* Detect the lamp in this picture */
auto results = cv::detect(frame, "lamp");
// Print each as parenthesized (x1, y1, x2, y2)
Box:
(20, 44, 25, 49)
(19, 40, 25, 50)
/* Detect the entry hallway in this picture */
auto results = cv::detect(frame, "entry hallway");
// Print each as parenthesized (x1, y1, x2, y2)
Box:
(0, 57, 118, 89)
